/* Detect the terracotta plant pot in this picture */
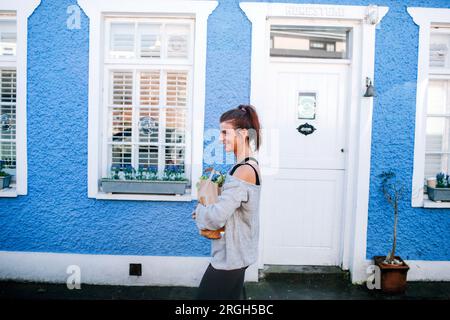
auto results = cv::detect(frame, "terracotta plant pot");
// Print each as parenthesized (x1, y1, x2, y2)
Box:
(374, 256, 409, 294)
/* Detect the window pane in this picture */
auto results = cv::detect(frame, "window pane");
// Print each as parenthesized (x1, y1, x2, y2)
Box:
(430, 29, 450, 69)
(0, 141, 15, 169)
(109, 23, 135, 59)
(270, 25, 350, 59)
(165, 145, 185, 168)
(138, 107, 159, 144)
(140, 71, 160, 106)
(425, 154, 444, 179)
(138, 145, 158, 168)
(111, 106, 132, 143)
(0, 69, 16, 170)
(166, 24, 190, 59)
(0, 20, 16, 57)
(166, 71, 187, 107)
(111, 145, 132, 168)
(425, 117, 445, 153)
(138, 23, 161, 58)
(428, 80, 448, 115)
(165, 108, 186, 144)
(111, 72, 133, 105)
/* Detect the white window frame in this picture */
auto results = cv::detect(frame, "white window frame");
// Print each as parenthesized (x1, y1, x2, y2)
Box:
(77, 0, 218, 201)
(0, 0, 40, 198)
(408, 7, 450, 208)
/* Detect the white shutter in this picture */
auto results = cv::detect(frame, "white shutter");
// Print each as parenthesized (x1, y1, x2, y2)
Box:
(109, 23, 135, 59)
(165, 71, 187, 171)
(137, 71, 160, 170)
(109, 71, 133, 168)
(110, 71, 133, 141)
(166, 24, 190, 59)
(0, 68, 16, 169)
(138, 71, 160, 145)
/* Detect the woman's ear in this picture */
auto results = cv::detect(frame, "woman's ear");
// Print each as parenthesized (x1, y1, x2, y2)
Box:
(237, 128, 248, 139)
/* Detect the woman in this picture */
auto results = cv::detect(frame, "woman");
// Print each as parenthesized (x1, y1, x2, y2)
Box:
(192, 104, 262, 300)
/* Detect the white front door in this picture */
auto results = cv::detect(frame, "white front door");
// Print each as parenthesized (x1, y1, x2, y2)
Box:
(263, 61, 349, 266)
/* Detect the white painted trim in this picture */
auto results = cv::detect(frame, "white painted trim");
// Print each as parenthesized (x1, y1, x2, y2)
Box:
(0, 0, 40, 197)
(77, 0, 218, 201)
(240, 2, 388, 284)
(96, 190, 192, 202)
(408, 7, 450, 208)
(423, 193, 450, 208)
(353, 259, 450, 284)
(0, 251, 258, 286)
(0, 185, 17, 197)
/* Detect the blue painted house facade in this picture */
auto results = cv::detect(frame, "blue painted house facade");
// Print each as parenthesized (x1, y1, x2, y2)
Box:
(0, 0, 449, 286)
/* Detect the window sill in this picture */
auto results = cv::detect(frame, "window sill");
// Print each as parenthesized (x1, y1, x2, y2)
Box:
(0, 185, 17, 198)
(423, 194, 450, 208)
(95, 188, 194, 202)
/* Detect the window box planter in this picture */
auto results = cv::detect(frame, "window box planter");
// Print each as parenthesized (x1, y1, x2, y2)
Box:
(426, 185, 450, 201)
(0, 174, 11, 190)
(100, 178, 188, 195)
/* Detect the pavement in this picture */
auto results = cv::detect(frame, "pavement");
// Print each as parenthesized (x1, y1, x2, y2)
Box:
(1, 270, 449, 300)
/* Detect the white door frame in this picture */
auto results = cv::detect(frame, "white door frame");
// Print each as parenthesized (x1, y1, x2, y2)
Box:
(240, 2, 389, 283)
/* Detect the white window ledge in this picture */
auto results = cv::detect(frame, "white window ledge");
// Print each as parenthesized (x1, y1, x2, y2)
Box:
(423, 193, 450, 208)
(0, 184, 17, 197)
(95, 188, 193, 202)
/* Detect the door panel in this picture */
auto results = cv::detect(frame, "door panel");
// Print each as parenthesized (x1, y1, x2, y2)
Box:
(270, 62, 347, 170)
(263, 169, 344, 265)
(263, 62, 348, 266)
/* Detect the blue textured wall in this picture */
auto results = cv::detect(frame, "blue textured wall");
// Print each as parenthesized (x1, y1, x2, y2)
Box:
(0, 0, 449, 262)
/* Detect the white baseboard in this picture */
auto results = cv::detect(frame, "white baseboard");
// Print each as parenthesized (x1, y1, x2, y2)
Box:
(4, 251, 445, 287)
(0, 251, 259, 287)
(404, 260, 450, 281)
(351, 259, 450, 284)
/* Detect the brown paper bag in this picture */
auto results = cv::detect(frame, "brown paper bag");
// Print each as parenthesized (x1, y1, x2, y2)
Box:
(197, 167, 225, 239)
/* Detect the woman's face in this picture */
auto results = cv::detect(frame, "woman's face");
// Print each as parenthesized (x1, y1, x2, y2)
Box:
(220, 121, 238, 153)
(219, 121, 247, 154)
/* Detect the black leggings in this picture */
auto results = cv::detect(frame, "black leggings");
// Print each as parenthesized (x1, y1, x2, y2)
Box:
(196, 263, 248, 300)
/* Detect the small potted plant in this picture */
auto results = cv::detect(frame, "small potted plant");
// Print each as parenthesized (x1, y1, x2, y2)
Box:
(0, 160, 12, 190)
(426, 171, 450, 201)
(100, 164, 189, 195)
(373, 170, 410, 294)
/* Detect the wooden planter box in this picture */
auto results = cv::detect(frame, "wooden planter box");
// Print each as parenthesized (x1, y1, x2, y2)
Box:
(100, 178, 188, 195)
(374, 256, 409, 294)
(0, 175, 11, 190)
(426, 185, 450, 201)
